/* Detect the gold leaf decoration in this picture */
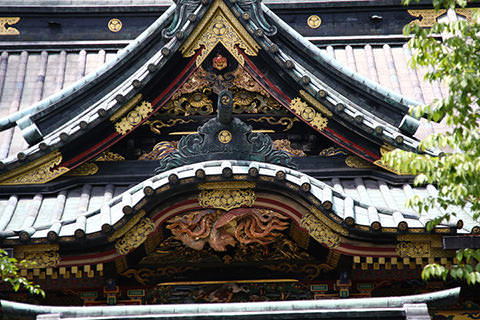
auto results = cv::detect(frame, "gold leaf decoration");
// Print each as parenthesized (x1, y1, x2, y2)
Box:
(180, 4, 260, 66)
(373, 144, 410, 175)
(65, 163, 99, 176)
(318, 147, 348, 157)
(114, 101, 153, 135)
(290, 97, 328, 131)
(95, 151, 125, 161)
(0, 151, 69, 185)
(301, 212, 340, 248)
(15, 245, 60, 269)
(272, 139, 305, 157)
(231, 68, 268, 96)
(345, 155, 375, 169)
(22, 251, 60, 269)
(299, 90, 332, 117)
(198, 181, 255, 190)
(115, 217, 156, 255)
(162, 94, 213, 116)
(408, 9, 446, 27)
(396, 241, 430, 258)
(248, 117, 299, 131)
(198, 189, 256, 211)
(139, 141, 178, 160)
(144, 119, 195, 135)
(0, 17, 20, 35)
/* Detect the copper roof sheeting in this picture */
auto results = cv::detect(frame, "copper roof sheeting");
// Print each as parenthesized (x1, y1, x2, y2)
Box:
(320, 44, 450, 141)
(0, 42, 448, 160)
(0, 49, 119, 160)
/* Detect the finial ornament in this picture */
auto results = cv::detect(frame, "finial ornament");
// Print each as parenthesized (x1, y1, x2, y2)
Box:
(155, 90, 295, 173)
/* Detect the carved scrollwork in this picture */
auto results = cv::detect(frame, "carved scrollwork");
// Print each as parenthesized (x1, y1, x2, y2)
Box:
(145, 118, 196, 135)
(161, 93, 214, 116)
(301, 212, 340, 248)
(155, 90, 296, 173)
(95, 151, 125, 161)
(396, 241, 430, 258)
(318, 147, 348, 157)
(272, 139, 305, 157)
(0, 151, 69, 185)
(248, 117, 298, 131)
(120, 266, 195, 285)
(263, 262, 332, 280)
(22, 251, 60, 269)
(198, 189, 256, 211)
(115, 218, 156, 255)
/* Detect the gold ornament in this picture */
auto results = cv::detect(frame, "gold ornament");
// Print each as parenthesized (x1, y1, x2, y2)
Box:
(22, 251, 60, 269)
(162, 93, 214, 116)
(248, 117, 298, 131)
(290, 98, 328, 130)
(95, 151, 125, 161)
(198, 189, 256, 211)
(396, 241, 430, 258)
(16, 245, 60, 269)
(108, 18, 123, 32)
(218, 130, 232, 144)
(0, 151, 69, 185)
(231, 68, 268, 96)
(300, 90, 332, 117)
(301, 212, 340, 248)
(145, 118, 195, 135)
(180, 0, 260, 67)
(318, 147, 348, 157)
(0, 17, 20, 35)
(345, 155, 374, 169)
(65, 163, 99, 176)
(408, 9, 446, 27)
(115, 217, 156, 255)
(114, 101, 153, 135)
(198, 181, 255, 190)
(455, 8, 475, 22)
(373, 144, 410, 175)
(307, 15, 322, 29)
(272, 139, 305, 157)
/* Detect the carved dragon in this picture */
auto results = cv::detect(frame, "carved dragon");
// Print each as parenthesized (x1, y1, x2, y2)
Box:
(166, 208, 290, 251)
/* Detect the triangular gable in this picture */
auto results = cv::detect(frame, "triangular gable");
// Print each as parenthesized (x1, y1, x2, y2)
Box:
(0, 0, 429, 185)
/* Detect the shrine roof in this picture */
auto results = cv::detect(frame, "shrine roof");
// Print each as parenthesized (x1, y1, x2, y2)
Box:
(0, 160, 473, 245)
(0, 287, 460, 319)
(0, 0, 436, 175)
(0, 42, 447, 161)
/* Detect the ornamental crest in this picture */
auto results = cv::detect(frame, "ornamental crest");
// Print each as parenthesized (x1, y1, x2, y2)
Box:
(180, 8, 260, 66)
(198, 188, 256, 211)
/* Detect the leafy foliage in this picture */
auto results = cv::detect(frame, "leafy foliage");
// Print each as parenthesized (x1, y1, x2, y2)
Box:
(0, 249, 45, 297)
(384, 0, 480, 283)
